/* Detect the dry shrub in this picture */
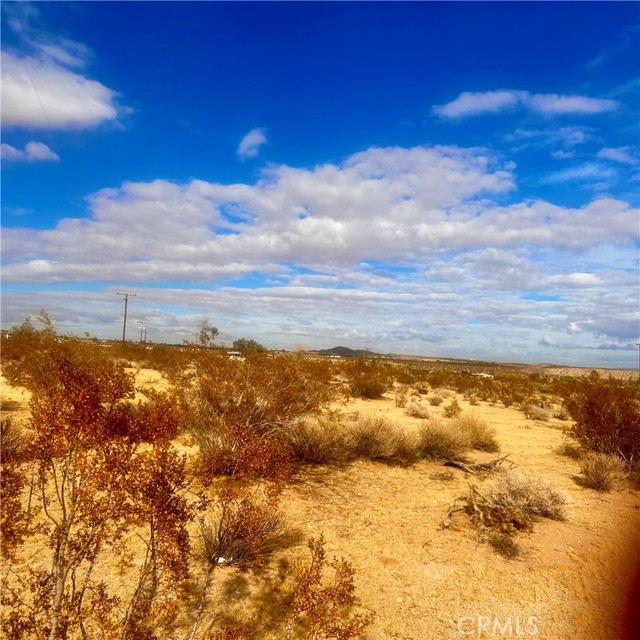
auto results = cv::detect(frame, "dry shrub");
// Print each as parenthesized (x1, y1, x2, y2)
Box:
(443, 398, 462, 418)
(487, 532, 521, 559)
(523, 405, 551, 422)
(578, 452, 625, 492)
(565, 378, 640, 462)
(198, 487, 289, 570)
(483, 471, 567, 523)
(553, 406, 571, 421)
(417, 419, 471, 461)
(352, 415, 419, 464)
(0, 416, 29, 463)
(404, 399, 430, 419)
(452, 413, 500, 453)
(287, 417, 357, 465)
(394, 384, 409, 408)
(428, 394, 444, 406)
(285, 535, 374, 639)
(556, 437, 583, 461)
(341, 358, 393, 399)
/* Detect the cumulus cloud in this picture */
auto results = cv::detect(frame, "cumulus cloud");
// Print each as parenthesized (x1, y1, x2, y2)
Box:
(237, 127, 267, 160)
(1, 143, 637, 361)
(1, 141, 59, 162)
(434, 89, 618, 119)
(1, 45, 121, 130)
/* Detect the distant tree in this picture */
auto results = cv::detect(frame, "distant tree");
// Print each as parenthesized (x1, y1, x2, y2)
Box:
(197, 319, 220, 348)
(232, 338, 267, 354)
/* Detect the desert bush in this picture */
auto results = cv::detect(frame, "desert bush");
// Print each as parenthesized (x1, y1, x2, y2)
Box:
(564, 379, 640, 462)
(443, 398, 462, 418)
(287, 416, 357, 465)
(394, 384, 409, 408)
(428, 394, 444, 406)
(522, 404, 551, 421)
(556, 437, 583, 460)
(341, 358, 394, 399)
(417, 419, 471, 461)
(553, 405, 571, 421)
(285, 535, 374, 639)
(352, 415, 420, 464)
(487, 532, 521, 559)
(483, 471, 567, 522)
(578, 452, 625, 492)
(452, 414, 500, 453)
(404, 399, 430, 419)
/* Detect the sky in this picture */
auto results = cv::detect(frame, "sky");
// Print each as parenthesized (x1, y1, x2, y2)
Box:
(1, 1, 639, 367)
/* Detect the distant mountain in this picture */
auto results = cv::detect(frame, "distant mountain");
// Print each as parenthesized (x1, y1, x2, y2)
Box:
(313, 346, 376, 357)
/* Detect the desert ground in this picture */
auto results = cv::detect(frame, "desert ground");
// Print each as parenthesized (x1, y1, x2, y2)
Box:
(2, 359, 639, 639)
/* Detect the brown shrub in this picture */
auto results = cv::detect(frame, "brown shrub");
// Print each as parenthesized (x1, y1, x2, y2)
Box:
(404, 399, 430, 419)
(428, 394, 444, 406)
(443, 398, 462, 418)
(287, 416, 357, 465)
(352, 415, 420, 464)
(452, 414, 500, 453)
(341, 358, 394, 399)
(522, 405, 551, 421)
(578, 452, 625, 492)
(564, 378, 640, 462)
(483, 471, 567, 522)
(417, 419, 471, 461)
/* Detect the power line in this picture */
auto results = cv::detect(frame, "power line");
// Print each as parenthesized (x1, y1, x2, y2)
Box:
(23, 59, 52, 128)
(116, 292, 137, 343)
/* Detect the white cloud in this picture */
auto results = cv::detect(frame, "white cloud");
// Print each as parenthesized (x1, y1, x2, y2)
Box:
(1, 141, 59, 162)
(540, 163, 617, 185)
(1, 49, 120, 130)
(596, 147, 636, 165)
(237, 128, 267, 160)
(2, 144, 637, 362)
(434, 89, 618, 120)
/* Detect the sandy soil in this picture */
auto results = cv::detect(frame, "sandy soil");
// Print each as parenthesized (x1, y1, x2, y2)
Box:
(2, 369, 639, 639)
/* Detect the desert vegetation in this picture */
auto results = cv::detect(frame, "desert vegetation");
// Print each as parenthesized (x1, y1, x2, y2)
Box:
(1, 314, 639, 639)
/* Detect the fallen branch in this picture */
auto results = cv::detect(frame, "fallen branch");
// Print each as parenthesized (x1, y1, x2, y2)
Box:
(444, 455, 514, 475)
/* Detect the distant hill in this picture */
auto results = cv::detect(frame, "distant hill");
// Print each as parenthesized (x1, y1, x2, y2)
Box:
(313, 346, 376, 357)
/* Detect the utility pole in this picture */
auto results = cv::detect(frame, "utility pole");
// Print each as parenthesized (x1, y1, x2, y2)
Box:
(116, 292, 137, 344)
(138, 321, 146, 344)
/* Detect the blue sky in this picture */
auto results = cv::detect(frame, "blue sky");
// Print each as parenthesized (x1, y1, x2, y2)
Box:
(2, 1, 639, 366)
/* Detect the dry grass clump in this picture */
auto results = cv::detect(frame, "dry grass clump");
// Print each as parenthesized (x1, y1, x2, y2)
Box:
(287, 417, 356, 465)
(578, 452, 625, 492)
(483, 471, 567, 522)
(198, 490, 290, 570)
(0, 416, 29, 463)
(523, 404, 551, 421)
(452, 413, 500, 453)
(417, 419, 471, 461)
(428, 394, 444, 406)
(404, 399, 430, 419)
(555, 437, 583, 461)
(352, 415, 420, 464)
(443, 398, 462, 418)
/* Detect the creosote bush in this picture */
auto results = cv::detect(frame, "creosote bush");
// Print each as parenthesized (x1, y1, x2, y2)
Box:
(341, 358, 394, 399)
(565, 377, 640, 462)
(428, 394, 444, 407)
(578, 452, 625, 492)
